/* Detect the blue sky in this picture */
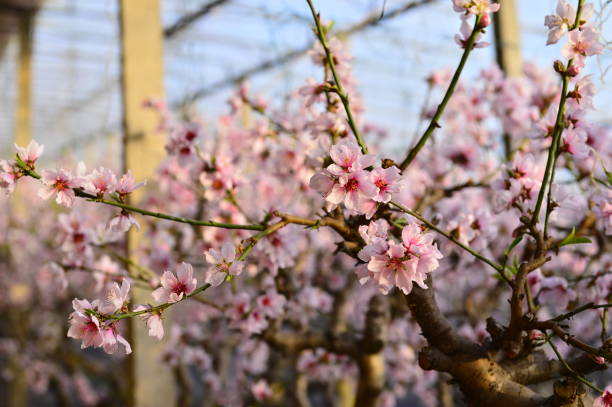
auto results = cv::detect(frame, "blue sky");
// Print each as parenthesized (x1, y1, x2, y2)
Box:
(0, 0, 610, 159)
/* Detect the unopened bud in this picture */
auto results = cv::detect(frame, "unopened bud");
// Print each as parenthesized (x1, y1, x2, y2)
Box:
(478, 13, 491, 29)
(566, 64, 580, 77)
(553, 60, 565, 74)
(381, 158, 397, 169)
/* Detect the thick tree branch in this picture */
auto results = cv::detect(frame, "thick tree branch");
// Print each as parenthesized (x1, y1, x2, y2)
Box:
(355, 295, 390, 407)
(406, 278, 547, 406)
(503, 350, 605, 385)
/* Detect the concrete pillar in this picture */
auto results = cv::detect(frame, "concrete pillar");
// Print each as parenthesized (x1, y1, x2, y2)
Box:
(493, 0, 523, 77)
(118, 1, 175, 406)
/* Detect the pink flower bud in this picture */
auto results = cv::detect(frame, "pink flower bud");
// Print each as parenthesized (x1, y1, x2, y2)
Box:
(566, 63, 581, 77)
(478, 13, 491, 29)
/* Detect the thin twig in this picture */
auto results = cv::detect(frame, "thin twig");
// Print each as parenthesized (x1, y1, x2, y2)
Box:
(305, 0, 369, 154)
(399, 15, 482, 170)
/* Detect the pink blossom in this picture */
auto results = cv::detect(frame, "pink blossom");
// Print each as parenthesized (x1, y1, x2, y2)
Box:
(38, 168, 81, 207)
(68, 299, 132, 354)
(454, 20, 490, 49)
(58, 213, 91, 251)
(99, 325, 132, 355)
(116, 170, 145, 195)
(73, 372, 99, 406)
(326, 170, 377, 214)
(37, 263, 68, 295)
(182, 346, 212, 370)
(358, 219, 390, 244)
(134, 305, 165, 340)
(228, 292, 251, 321)
(453, 0, 500, 17)
(594, 385, 612, 407)
(309, 37, 351, 70)
(327, 139, 376, 175)
(561, 27, 603, 65)
(538, 276, 576, 310)
(357, 220, 392, 285)
(107, 211, 140, 235)
(165, 126, 200, 165)
(92, 255, 121, 292)
(15, 140, 44, 167)
(529, 330, 545, 341)
(100, 279, 130, 314)
(594, 356, 606, 365)
(568, 75, 596, 110)
(204, 242, 244, 286)
(299, 286, 333, 312)
(67, 299, 104, 349)
(367, 223, 443, 295)
(544, 0, 576, 45)
(493, 153, 543, 213)
(258, 227, 301, 272)
(296, 348, 355, 381)
(251, 379, 272, 402)
(357, 238, 389, 285)
(371, 167, 401, 203)
(152, 262, 197, 303)
(0, 160, 20, 194)
(298, 78, 326, 108)
(199, 156, 237, 201)
(545, 0, 594, 45)
(245, 307, 268, 334)
(256, 290, 286, 318)
(83, 167, 117, 196)
(592, 190, 612, 235)
(560, 128, 590, 158)
(427, 68, 452, 87)
(309, 170, 335, 197)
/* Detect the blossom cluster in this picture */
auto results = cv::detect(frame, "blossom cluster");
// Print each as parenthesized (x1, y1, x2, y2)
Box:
(309, 139, 400, 218)
(452, 0, 501, 48)
(67, 280, 132, 355)
(357, 219, 443, 295)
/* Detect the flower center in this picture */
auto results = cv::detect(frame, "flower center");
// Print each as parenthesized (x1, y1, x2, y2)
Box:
(55, 179, 68, 191)
(345, 178, 359, 191)
(374, 179, 388, 190)
(172, 282, 187, 294)
(574, 41, 587, 56)
(386, 257, 405, 272)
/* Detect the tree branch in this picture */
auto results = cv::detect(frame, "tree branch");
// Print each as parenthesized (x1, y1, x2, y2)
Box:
(398, 15, 483, 170)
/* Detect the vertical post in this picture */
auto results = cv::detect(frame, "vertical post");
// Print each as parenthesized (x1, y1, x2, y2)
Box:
(15, 10, 32, 148)
(118, 1, 174, 406)
(493, 0, 522, 160)
(9, 11, 34, 406)
(492, 0, 522, 77)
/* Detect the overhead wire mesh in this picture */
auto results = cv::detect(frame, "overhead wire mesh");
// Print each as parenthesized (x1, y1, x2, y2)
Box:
(0, 0, 610, 158)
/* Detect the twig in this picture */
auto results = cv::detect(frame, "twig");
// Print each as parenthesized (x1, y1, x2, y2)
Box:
(389, 200, 503, 272)
(305, 0, 369, 154)
(15, 159, 265, 231)
(547, 337, 603, 393)
(399, 15, 482, 170)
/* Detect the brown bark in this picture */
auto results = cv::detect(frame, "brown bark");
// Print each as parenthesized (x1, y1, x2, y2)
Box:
(354, 295, 390, 407)
(405, 279, 548, 406)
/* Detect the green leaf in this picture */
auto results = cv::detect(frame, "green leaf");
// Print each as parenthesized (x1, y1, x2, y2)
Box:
(559, 227, 592, 247)
(604, 166, 612, 186)
(504, 235, 523, 257)
(594, 177, 610, 188)
(492, 273, 506, 281)
(507, 264, 518, 276)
